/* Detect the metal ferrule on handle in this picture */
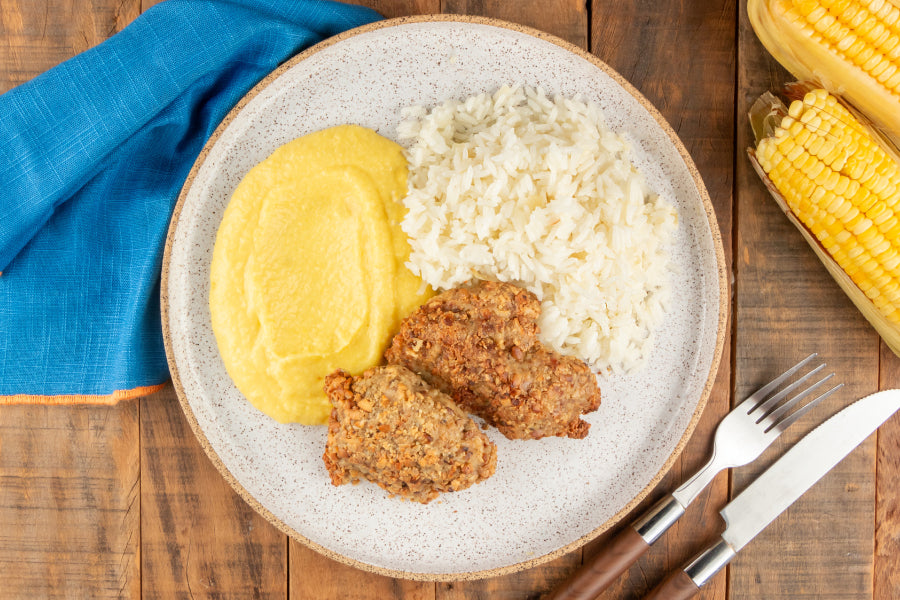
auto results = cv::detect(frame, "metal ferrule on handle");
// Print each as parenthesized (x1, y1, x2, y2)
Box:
(633, 494, 686, 544)
(683, 538, 737, 587)
(643, 538, 737, 600)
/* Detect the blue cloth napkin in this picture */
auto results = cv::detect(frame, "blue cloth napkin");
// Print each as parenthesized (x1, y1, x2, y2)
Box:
(0, 0, 381, 401)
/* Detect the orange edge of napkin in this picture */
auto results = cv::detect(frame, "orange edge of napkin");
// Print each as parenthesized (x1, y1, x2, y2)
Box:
(0, 383, 167, 405)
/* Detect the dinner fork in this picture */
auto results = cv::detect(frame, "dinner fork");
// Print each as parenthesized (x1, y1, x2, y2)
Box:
(547, 353, 842, 600)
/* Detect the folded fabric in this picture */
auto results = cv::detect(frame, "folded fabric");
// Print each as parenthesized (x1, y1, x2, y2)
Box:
(0, 0, 381, 404)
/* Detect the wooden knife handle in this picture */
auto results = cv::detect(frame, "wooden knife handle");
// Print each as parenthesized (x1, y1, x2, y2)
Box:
(545, 526, 649, 600)
(643, 569, 700, 600)
(644, 538, 735, 600)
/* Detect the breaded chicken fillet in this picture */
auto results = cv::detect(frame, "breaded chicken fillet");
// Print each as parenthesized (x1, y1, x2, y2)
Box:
(322, 365, 496, 503)
(385, 280, 601, 440)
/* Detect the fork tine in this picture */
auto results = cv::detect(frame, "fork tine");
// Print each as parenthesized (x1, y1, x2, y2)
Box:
(764, 382, 844, 433)
(758, 372, 835, 426)
(750, 363, 827, 417)
(740, 353, 818, 411)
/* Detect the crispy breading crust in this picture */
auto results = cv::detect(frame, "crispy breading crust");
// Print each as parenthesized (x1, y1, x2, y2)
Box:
(385, 280, 602, 440)
(322, 365, 497, 504)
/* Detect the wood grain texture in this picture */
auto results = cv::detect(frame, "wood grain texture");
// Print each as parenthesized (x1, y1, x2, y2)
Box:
(141, 385, 287, 600)
(144, 1, 441, 21)
(5, 2, 900, 600)
(0, 403, 141, 599)
(442, 0, 588, 50)
(585, 1, 735, 598)
(733, 1, 880, 597)
(0, 3, 141, 600)
(348, 0, 440, 19)
(435, 556, 579, 600)
(289, 542, 434, 600)
(0, 0, 140, 92)
(876, 347, 900, 600)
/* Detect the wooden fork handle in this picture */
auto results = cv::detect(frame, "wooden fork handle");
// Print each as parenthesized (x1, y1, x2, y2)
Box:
(547, 495, 685, 600)
(546, 526, 649, 600)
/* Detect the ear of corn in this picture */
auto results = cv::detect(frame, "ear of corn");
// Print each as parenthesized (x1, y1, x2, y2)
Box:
(748, 0, 900, 146)
(750, 87, 900, 354)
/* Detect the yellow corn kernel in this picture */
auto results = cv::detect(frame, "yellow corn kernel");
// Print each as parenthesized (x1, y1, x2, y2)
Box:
(755, 87, 900, 323)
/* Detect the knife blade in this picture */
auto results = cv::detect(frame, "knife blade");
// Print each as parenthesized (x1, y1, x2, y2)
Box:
(644, 389, 900, 600)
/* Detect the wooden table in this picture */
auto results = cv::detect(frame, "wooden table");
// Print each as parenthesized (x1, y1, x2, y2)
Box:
(2, 0, 899, 598)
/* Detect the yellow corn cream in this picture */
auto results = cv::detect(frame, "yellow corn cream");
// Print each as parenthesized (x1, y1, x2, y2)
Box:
(210, 125, 431, 424)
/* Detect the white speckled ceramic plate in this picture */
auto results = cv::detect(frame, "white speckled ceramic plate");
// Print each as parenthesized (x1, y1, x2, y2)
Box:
(161, 16, 728, 581)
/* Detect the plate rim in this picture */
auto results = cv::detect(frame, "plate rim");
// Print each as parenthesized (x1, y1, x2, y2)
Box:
(160, 13, 729, 582)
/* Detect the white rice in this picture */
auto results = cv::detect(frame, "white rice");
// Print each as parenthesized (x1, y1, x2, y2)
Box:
(397, 85, 678, 374)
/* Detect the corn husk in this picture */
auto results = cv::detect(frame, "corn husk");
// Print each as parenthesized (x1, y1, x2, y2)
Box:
(748, 86, 900, 357)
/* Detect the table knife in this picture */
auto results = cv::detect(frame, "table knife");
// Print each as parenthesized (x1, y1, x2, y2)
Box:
(644, 389, 900, 600)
